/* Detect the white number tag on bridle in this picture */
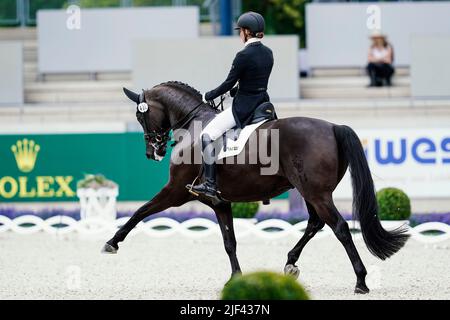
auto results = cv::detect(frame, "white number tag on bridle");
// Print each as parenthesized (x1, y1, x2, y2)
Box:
(138, 102, 149, 113)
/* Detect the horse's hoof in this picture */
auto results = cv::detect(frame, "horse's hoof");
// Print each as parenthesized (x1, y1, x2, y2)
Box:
(284, 264, 300, 279)
(101, 243, 118, 254)
(354, 285, 370, 294)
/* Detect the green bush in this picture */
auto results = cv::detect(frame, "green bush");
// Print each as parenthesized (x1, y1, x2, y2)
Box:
(76, 0, 121, 8)
(221, 271, 310, 300)
(77, 173, 118, 190)
(376, 187, 411, 220)
(231, 202, 259, 219)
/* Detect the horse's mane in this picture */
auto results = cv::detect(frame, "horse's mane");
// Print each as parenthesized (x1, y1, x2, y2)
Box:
(156, 81, 202, 99)
(150, 81, 217, 118)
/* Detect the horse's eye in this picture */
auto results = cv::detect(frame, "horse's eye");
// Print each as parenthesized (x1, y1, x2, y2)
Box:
(156, 135, 162, 142)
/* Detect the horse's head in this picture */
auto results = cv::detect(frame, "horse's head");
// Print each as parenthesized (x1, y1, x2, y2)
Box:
(123, 87, 170, 161)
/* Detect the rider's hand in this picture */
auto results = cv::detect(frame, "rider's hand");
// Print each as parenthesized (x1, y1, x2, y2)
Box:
(230, 86, 238, 98)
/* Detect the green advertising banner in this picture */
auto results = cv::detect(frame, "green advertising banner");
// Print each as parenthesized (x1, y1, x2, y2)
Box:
(0, 133, 169, 202)
(0, 132, 288, 202)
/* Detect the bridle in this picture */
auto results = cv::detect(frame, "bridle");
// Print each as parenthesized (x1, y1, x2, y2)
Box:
(135, 97, 170, 150)
(136, 92, 223, 150)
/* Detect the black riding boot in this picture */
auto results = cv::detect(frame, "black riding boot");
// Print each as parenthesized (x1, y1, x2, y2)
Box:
(186, 134, 220, 202)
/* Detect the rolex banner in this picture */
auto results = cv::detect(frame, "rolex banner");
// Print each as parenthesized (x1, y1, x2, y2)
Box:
(0, 133, 171, 202)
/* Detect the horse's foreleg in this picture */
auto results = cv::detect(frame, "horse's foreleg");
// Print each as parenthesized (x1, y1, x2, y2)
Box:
(284, 201, 324, 278)
(210, 202, 241, 278)
(103, 184, 190, 253)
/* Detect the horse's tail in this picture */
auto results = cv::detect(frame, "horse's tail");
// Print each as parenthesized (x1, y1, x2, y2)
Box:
(333, 125, 409, 260)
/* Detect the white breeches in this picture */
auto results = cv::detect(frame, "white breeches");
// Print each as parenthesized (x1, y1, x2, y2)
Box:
(201, 107, 237, 141)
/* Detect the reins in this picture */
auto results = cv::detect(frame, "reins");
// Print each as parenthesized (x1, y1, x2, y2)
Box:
(139, 94, 225, 149)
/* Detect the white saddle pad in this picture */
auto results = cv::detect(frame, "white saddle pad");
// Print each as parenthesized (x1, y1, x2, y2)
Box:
(216, 119, 268, 160)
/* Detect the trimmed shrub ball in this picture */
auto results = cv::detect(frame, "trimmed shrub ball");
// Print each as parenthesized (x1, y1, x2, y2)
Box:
(376, 187, 411, 220)
(221, 271, 310, 300)
(231, 202, 259, 219)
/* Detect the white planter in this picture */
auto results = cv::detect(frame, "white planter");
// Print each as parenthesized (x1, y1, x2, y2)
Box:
(380, 220, 410, 230)
(77, 187, 119, 221)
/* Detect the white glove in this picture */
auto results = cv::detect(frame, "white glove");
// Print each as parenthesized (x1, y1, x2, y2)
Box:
(202, 93, 208, 104)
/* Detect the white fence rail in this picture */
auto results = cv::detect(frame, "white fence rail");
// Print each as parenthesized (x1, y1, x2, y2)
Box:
(0, 215, 449, 244)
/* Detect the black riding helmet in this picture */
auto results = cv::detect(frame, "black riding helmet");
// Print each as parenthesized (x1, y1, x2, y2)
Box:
(234, 11, 265, 34)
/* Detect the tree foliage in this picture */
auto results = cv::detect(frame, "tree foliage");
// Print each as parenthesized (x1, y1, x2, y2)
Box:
(242, 0, 311, 47)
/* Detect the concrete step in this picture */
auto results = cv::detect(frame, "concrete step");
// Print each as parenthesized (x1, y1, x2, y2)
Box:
(25, 91, 129, 104)
(25, 80, 131, 91)
(24, 62, 37, 73)
(35, 72, 132, 82)
(310, 67, 409, 77)
(25, 80, 131, 103)
(301, 86, 410, 99)
(24, 52, 37, 62)
(0, 27, 37, 40)
(0, 103, 135, 125)
(25, 74, 39, 83)
(23, 41, 37, 62)
(23, 40, 37, 49)
(301, 76, 410, 88)
(2, 99, 449, 128)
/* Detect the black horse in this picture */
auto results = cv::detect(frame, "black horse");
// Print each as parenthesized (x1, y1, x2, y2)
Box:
(102, 81, 409, 294)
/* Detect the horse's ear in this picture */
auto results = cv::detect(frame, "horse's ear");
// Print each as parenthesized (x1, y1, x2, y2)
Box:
(123, 87, 140, 104)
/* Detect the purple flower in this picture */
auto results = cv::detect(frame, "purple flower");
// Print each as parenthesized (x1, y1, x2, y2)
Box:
(117, 209, 218, 223)
(0, 207, 449, 226)
(409, 212, 450, 227)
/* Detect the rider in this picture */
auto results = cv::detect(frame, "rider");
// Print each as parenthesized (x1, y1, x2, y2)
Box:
(187, 11, 274, 201)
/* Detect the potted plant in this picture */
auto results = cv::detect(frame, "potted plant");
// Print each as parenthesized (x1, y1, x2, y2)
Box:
(76, 174, 119, 221)
(221, 271, 310, 300)
(231, 201, 259, 224)
(376, 187, 411, 230)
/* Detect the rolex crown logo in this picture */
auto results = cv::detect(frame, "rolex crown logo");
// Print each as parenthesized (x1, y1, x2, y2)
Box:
(11, 138, 40, 173)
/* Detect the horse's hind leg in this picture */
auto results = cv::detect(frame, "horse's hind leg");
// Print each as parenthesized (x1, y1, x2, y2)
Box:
(310, 195, 369, 294)
(284, 201, 324, 278)
(102, 184, 191, 253)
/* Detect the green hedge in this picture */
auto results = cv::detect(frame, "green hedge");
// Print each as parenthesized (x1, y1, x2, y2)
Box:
(77, 0, 121, 8)
(221, 271, 310, 300)
(376, 187, 411, 220)
(243, 0, 311, 48)
(231, 202, 259, 219)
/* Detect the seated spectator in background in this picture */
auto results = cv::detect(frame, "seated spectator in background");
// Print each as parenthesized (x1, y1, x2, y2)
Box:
(367, 31, 394, 87)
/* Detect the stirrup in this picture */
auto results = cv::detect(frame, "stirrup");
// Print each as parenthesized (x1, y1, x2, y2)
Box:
(185, 182, 222, 204)
(186, 175, 200, 196)
(186, 183, 221, 196)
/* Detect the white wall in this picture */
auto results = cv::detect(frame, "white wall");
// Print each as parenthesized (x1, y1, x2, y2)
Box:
(0, 42, 23, 105)
(306, 2, 450, 68)
(132, 36, 299, 100)
(38, 7, 199, 73)
(411, 35, 450, 98)
(334, 128, 450, 199)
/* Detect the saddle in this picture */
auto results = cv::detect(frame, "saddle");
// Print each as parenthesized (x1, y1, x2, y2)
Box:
(225, 102, 278, 143)
(218, 102, 277, 160)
